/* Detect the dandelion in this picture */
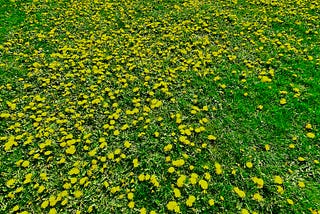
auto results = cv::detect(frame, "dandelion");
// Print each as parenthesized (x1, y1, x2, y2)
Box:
(167, 201, 180, 213)
(208, 135, 217, 140)
(208, 199, 215, 206)
(233, 187, 246, 198)
(128, 201, 135, 208)
(215, 162, 222, 175)
(199, 179, 208, 190)
(168, 167, 175, 173)
(164, 144, 173, 152)
(177, 175, 187, 187)
(124, 141, 131, 148)
(265, 144, 270, 151)
(253, 193, 263, 202)
(21, 160, 30, 168)
(41, 200, 49, 209)
(306, 132, 315, 139)
(172, 159, 185, 167)
(305, 123, 312, 129)
(6, 178, 16, 188)
(186, 195, 196, 207)
(246, 162, 253, 168)
(140, 208, 147, 214)
(279, 98, 287, 105)
(287, 199, 294, 205)
(23, 173, 32, 184)
(12, 205, 19, 212)
(173, 188, 181, 198)
(298, 181, 305, 188)
(241, 209, 250, 214)
(138, 174, 145, 181)
(133, 158, 139, 167)
(66, 145, 76, 154)
(127, 192, 134, 200)
(251, 177, 264, 188)
(73, 190, 83, 198)
(277, 185, 284, 194)
(274, 176, 283, 184)
(190, 173, 198, 185)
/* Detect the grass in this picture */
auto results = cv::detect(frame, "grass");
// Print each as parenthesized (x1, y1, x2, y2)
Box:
(0, 0, 319, 213)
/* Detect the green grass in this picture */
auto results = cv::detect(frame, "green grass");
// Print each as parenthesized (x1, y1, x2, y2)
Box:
(1, 0, 319, 213)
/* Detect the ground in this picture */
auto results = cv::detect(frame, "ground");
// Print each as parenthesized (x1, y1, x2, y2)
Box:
(0, 0, 319, 213)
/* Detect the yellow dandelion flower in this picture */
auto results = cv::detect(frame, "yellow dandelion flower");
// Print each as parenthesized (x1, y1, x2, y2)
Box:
(73, 190, 83, 198)
(190, 173, 198, 185)
(279, 98, 287, 105)
(172, 159, 185, 167)
(208, 199, 215, 206)
(12, 205, 19, 212)
(154, 132, 159, 137)
(186, 195, 196, 207)
(138, 174, 145, 181)
(204, 172, 211, 180)
(6, 178, 16, 188)
(277, 185, 284, 194)
(124, 141, 131, 148)
(177, 175, 187, 187)
(306, 132, 315, 139)
(208, 135, 217, 140)
(133, 158, 139, 167)
(38, 185, 45, 193)
(127, 192, 134, 200)
(287, 199, 294, 205)
(41, 200, 49, 209)
(68, 167, 80, 175)
(253, 193, 263, 202)
(168, 167, 175, 173)
(173, 188, 181, 198)
(103, 181, 109, 188)
(199, 179, 208, 190)
(241, 209, 250, 214)
(140, 208, 147, 214)
(164, 144, 173, 152)
(114, 130, 120, 136)
(298, 181, 305, 188)
(246, 162, 253, 168)
(167, 201, 180, 213)
(21, 160, 30, 167)
(265, 144, 270, 151)
(233, 187, 246, 198)
(251, 177, 264, 188)
(23, 173, 32, 184)
(215, 162, 223, 175)
(274, 176, 283, 184)
(49, 195, 57, 206)
(128, 201, 135, 209)
(305, 123, 312, 129)
(66, 145, 76, 154)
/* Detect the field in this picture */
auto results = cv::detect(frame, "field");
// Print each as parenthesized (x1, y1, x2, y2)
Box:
(0, 0, 319, 213)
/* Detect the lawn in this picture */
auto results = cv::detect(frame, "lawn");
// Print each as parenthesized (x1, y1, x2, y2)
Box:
(0, 0, 319, 213)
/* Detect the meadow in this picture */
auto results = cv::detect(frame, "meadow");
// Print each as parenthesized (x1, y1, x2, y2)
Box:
(0, 0, 319, 213)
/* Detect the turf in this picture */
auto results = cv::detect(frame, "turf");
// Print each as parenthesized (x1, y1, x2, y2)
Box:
(0, 0, 319, 213)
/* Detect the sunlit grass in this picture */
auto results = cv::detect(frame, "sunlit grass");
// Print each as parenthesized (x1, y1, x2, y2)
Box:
(1, 0, 319, 213)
